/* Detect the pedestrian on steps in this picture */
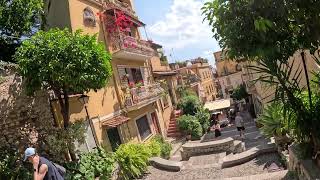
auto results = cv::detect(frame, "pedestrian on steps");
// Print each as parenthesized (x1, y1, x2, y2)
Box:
(235, 112, 245, 139)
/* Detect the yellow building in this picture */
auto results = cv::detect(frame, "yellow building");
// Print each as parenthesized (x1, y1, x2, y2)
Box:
(46, 0, 168, 152)
(169, 58, 216, 102)
(189, 58, 216, 102)
(214, 51, 246, 98)
(149, 42, 179, 136)
(245, 51, 320, 116)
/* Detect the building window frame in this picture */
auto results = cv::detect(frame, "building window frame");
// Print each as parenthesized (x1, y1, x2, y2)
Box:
(83, 7, 96, 27)
(135, 114, 152, 141)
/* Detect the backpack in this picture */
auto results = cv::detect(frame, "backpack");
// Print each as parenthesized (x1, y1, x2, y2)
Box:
(53, 162, 66, 178)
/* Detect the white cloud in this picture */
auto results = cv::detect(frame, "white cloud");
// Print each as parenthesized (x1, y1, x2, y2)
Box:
(202, 50, 216, 67)
(148, 0, 215, 50)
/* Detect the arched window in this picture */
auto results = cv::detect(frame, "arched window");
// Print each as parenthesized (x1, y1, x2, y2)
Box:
(83, 7, 96, 27)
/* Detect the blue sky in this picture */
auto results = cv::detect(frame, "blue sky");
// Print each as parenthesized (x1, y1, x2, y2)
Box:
(134, 0, 221, 67)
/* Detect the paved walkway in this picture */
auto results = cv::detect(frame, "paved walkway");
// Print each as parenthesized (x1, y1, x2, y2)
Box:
(142, 111, 291, 179)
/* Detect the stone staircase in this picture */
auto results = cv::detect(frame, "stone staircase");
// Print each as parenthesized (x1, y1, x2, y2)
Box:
(167, 110, 182, 138)
(223, 170, 289, 180)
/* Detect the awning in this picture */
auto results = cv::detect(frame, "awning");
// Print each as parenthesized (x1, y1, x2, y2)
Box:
(102, 115, 130, 128)
(204, 99, 231, 111)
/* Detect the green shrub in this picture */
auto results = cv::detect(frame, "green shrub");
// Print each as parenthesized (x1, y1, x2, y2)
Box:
(0, 147, 32, 180)
(257, 102, 295, 138)
(177, 115, 203, 139)
(177, 95, 201, 115)
(65, 147, 114, 180)
(150, 135, 172, 159)
(195, 107, 211, 133)
(146, 140, 161, 157)
(114, 143, 151, 180)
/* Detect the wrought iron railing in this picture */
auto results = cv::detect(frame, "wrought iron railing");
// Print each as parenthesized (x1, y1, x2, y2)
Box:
(110, 34, 155, 57)
(124, 83, 164, 107)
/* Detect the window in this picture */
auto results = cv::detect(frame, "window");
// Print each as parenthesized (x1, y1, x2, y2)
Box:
(136, 115, 151, 141)
(124, 68, 143, 84)
(83, 7, 96, 27)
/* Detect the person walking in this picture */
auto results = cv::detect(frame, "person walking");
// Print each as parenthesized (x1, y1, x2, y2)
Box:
(24, 147, 64, 180)
(235, 112, 245, 139)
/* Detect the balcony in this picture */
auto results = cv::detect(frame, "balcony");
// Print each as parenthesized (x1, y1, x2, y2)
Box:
(124, 83, 164, 111)
(109, 34, 155, 60)
(104, 0, 137, 18)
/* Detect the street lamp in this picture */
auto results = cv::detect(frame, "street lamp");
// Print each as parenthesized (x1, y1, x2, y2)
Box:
(78, 94, 90, 119)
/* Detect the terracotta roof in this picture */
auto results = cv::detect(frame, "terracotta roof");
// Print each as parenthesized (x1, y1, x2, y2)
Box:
(102, 115, 130, 128)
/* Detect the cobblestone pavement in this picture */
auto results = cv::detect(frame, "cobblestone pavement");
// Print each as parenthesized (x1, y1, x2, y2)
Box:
(141, 111, 285, 180)
(142, 153, 284, 180)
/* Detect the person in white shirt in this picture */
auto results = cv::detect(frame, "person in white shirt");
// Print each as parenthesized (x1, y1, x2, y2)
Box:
(235, 112, 245, 138)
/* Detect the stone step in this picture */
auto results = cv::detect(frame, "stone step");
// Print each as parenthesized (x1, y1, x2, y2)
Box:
(223, 170, 289, 180)
(167, 132, 182, 138)
(167, 129, 179, 134)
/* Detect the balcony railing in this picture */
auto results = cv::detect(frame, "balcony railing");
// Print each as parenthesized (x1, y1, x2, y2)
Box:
(124, 83, 164, 110)
(110, 34, 155, 59)
(104, 0, 136, 18)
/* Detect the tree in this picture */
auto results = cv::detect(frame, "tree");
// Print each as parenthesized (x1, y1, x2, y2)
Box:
(195, 106, 210, 133)
(16, 28, 112, 129)
(202, 0, 320, 155)
(0, 0, 43, 62)
(177, 95, 201, 115)
(231, 84, 249, 101)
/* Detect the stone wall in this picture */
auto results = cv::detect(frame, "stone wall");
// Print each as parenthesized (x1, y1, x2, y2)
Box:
(0, 62, 55, 153)
(288, 144, 320, 180)
(180, 137, 234, 160)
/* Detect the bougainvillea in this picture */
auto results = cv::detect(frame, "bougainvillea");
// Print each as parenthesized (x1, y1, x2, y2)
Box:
(97, 10, 134, 34)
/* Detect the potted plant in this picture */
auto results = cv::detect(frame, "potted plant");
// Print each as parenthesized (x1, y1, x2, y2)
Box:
(135, 80, 144, 93)
(128, 82, 135, 89)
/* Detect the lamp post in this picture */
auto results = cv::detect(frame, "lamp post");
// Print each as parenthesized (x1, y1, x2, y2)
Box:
(78, 94, 90, 120)
(78, 94, 99, 148)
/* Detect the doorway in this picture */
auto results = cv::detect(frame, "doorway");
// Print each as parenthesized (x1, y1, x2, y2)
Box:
(107, 127, 122, 151)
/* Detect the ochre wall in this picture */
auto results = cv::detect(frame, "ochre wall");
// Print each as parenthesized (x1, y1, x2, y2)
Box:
(68, 0, 105, 42)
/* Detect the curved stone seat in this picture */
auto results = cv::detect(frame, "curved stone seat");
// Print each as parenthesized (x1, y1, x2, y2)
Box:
(222, 143, 277, 168)
(149, 157, 182, 172)
(181, 137, 235, 160)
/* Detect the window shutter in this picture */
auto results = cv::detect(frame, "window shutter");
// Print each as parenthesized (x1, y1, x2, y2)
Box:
(140, 67, 149, 86)
(118, 67, 128, 86)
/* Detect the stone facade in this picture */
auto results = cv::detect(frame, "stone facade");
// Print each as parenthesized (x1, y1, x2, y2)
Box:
(0, 63, 55, 153)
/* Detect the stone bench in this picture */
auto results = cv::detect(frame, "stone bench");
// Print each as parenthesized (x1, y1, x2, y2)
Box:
(149, 157, 182, 172)
(181, 137, 235, 160)
(222, 143, 277, 168)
